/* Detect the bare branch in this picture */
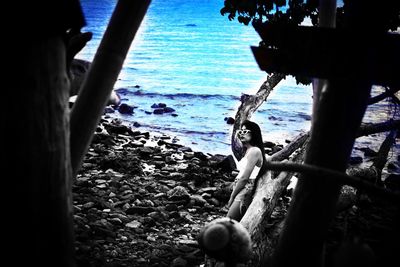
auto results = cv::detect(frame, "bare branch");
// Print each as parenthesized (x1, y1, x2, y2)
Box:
(356, 119, 400, 137)
(270, 131, 310, 161)
(264, 161, 400, 202)
(368, 86, 400, 105)
(372, 129, 398, 172)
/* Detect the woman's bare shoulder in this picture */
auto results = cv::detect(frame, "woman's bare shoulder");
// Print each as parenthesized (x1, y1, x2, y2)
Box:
(247, 146, 262, 158)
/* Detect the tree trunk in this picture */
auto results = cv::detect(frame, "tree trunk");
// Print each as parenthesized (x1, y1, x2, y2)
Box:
(4, 37, 76, 266)
(311, 0, 337, 122)
(232, 124, 397, 266)
(272, 81, 373, 267)
(237, 125, 398, 266)
(271, 1, 379, 265)
(203, 134, 305, 267)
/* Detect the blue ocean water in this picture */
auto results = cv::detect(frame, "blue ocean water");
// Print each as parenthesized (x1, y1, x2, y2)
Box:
(76, 0, 397, 159)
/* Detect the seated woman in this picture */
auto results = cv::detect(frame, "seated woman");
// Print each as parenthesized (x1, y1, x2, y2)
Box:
(226, 120, 268, 221)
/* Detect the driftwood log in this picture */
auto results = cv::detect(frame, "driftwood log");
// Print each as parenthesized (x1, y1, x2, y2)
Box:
(204, 16, 399, 262)
(240, 149, 305, 266)
(204, 97, 399, 266)
(239, 127, 399, 266)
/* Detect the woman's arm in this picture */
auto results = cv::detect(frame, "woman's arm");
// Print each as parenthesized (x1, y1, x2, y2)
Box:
(227, 147, 262, 207)
(227, 178, 247, 207)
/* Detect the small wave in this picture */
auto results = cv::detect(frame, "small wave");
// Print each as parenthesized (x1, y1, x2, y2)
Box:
(148, 125, 227, 136)
(108, 114, 228, 136)
(115, 88, 239, 101)
(297, 112, 312, 121)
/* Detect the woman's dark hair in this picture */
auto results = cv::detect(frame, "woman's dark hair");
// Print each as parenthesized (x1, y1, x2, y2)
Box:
(241, 120, 268, 198)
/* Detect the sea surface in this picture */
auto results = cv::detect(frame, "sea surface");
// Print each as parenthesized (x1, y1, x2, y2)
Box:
(76, 0, 398, 168)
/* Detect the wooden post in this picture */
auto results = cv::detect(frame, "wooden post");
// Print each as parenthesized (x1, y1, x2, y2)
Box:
(311, 0, 337, 122)
(4, 37, 76, 267)
(70, 0, 151, 177)
(272, 79, 373, 267)
(271, 1, 381, 265)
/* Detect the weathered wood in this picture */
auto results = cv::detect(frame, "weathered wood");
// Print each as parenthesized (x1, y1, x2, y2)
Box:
(269, 119, 400, 161)
(269, 119, 400, 162)
(236, 126, 398, 264)
(391, 92, 400, 105)
(270, 131, 309, 161)
(70, 0, 151, 177)
(241, 149, 304, 266)
(368, 86, 400, 105)
(372, 129, 398, 172)
(311, 0, 337, 122)
(268, 1, 398, 264)
(349, 128, 399, 187)
(340, 128, 398, 210)
(203, 130, 307, 266)
(5, 37, 76, 266)
(231, 73, 285, 160)
(356, 119, 400, 137)
(233, 134, 398, 266)
(264, 162, 400, 202)
(272, 79, 372, 267)
(203, 149, 304, 267)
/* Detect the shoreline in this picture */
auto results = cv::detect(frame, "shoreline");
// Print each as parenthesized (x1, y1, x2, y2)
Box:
(100, 113, 232, 157)
(101, 111, 400, 180)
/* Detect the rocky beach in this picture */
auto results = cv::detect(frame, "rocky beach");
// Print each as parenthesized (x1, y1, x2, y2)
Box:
(72, 113, 399, 267)
(73, 114, 234, 266)
(72, 114, 292, 266)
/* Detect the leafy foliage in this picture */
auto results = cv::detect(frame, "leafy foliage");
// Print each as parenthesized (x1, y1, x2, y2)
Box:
(221, 1, 400, 30)
(221, 0, 400, 85)
(220, 1, 319, 85)
(220, 0, 319, 27)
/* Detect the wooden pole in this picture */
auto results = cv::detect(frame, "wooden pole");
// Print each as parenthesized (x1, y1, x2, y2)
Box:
(272, 76, 373, 267)
(311, 0, 337, 123)
(4, 37, 76, 267)
(271, 1, 382, 266)
(70, 0, 151, 177)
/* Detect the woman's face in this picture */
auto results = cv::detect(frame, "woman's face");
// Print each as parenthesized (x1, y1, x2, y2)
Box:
(237, 125, 252, 143)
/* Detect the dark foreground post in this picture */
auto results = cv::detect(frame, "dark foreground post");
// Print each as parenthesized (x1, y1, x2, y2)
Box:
(272, 1, 395, 267)
(3, 1, 84, 266)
